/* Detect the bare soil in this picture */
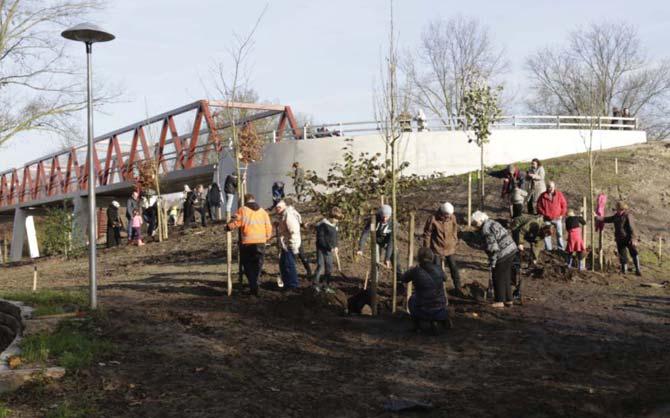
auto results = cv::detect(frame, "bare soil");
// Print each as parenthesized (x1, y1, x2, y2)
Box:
(0, 142, 669, 417)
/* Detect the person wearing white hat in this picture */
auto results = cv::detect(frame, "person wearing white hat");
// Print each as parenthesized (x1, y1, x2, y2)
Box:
(472, 210, 518, 308)
(106, 200, 123, 248)
(423, 201, 462, 294)
(357, 205, 396, 269)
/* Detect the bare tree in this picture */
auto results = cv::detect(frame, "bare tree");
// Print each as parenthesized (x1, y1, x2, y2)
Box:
(0, 0, 122, 147)
(526, 22, 670, 139)
(402, 15, 507, 125)
(373, 0, 407, 314)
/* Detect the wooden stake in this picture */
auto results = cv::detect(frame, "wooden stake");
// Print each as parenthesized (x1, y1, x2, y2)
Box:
(363, 271, 369, 290)
(467, 172, 472, 227)
(370, 211, 379, 316)
(32, 265, 37, 292)
(380, 195, 385, 206)
(614, 157, 618, 175)
(659, 237, 663, 264)
(226, 211, 233, 296)
(582, 196, 587, 243)
(406, 212, 415, 311)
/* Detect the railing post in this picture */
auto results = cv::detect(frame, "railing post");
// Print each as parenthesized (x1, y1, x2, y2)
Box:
(512, 115, 516, 127)
(556, 115, 560, 128)
(598, 116, 602, 129)
(303, 125, 307, 140)
(338, 122, 343, 137)
(272, 130, 277, 143)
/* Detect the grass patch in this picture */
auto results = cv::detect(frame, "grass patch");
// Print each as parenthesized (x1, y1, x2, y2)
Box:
(0, 404, 10, 418)
(46, 401, 95, 418)
(0, 290, 86, 317)
(20, 317, 113, 370)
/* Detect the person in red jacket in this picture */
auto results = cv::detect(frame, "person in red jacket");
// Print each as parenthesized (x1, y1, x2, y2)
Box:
(536, 181, 568, 251)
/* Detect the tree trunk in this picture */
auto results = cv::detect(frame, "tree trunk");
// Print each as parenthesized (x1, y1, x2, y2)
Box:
(480, 143, 485, 208)
(588, 146, 596, 271)
(370, 211, 379, 315)
(391, 141, 398, 313)
(406, 211, 415, 312)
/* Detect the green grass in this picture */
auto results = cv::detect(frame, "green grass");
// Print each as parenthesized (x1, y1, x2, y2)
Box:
(0, 290, 86, 317)
(46, 401, 96, 418)
(20, 317, 113, 370)
(0, 404, 11, 418)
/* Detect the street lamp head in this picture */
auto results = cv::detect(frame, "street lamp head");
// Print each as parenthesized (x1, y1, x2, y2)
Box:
(61, 22, 115, 43)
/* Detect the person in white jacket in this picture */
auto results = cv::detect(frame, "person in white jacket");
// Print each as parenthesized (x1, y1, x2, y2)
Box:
(275, 201, 302, 290)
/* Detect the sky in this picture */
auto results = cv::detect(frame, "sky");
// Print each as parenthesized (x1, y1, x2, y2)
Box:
(0, 0, 667, 170)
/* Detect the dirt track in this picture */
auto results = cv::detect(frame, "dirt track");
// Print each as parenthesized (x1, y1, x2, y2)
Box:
(1, 143, 669, 417)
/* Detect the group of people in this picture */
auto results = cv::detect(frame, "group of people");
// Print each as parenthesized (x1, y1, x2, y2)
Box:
(106, 190, 162, 247)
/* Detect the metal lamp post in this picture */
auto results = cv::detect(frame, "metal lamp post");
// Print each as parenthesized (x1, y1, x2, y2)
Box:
(61, 23, 115, 309)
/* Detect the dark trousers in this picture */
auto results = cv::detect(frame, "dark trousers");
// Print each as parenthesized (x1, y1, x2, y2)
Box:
(279, 250, 299, 289)
(512, 203, 524, 218)
(240, 244, 265, 292)
(106, 225, 121, 247)
(298, 245, 312, 277)
(442, 255, 461, 289)
(195, 206, 207, 226)
(314, 249, 333, 285)
(617, 239, 638, 265)
(493, 254, 514, 303)
(183, 204, 193, 227)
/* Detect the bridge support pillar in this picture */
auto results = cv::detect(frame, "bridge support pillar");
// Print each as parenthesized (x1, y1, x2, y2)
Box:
(72, 196, 91, 247)
(10, 208, 27, 262)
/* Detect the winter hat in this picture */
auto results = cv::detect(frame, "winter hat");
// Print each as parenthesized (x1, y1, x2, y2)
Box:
(471, 210, 489, 226)
(380, 205, 392, 217)
(440, 202, 454, 215)
(184, 185, 191, 192)
(567, 209, 575, 217)
(112, 201, 120, 208)
(275, 200, 287, 211)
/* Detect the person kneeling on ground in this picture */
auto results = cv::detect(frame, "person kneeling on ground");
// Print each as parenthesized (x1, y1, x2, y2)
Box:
(565, 209, 587, 270)
(510, 214, 552, 268)
(472, 211, 518, 308)
(401, 247, 450, 334)
(314, 207, 344, 293)
(422, 201, 462, 296)
(226, 194, 273, 296)
(596, 201, 641, 276)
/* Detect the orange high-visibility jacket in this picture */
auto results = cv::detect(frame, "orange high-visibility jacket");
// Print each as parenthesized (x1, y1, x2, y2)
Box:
(228, 204, 273, 244)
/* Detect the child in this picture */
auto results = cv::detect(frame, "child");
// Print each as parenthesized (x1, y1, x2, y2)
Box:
(131, 209, 145, 246)
(565, 209, 586, 270)
(314, 207, 344, 293)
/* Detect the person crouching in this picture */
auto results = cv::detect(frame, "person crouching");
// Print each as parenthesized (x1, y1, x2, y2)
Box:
(401, 247, 450, 334)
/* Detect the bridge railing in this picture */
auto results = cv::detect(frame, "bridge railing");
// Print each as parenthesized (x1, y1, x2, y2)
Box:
(0, 100, 299, 209)
(261, 115, 638, 142)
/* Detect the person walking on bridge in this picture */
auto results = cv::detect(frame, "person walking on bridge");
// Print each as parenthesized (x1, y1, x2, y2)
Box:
(226, 194, 273, 296)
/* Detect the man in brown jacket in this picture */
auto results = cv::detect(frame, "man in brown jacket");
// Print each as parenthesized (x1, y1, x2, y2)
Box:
(423, 202, 462, 294)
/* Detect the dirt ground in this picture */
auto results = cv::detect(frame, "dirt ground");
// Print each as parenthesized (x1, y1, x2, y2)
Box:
(0, 143, 669, 417)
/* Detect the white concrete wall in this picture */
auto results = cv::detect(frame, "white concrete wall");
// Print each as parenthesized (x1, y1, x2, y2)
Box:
(219, 129, 646, 207)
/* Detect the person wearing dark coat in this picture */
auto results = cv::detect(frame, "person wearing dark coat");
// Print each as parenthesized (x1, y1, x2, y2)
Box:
(207, 183, 223, 220)
(596, 201, 641, 276)
(224, 173, 238, 216)
(401, 247, 450, 334)
(271, 182, 285, 210)
(126, 191, 140, 240)
(314, 207, 344, 292)
(106, 201, 123, 248)
(357, 204, 402, 282)
(182, 185, 196, 227)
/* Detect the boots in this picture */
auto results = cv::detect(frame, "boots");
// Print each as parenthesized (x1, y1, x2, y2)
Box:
(633, 256, 642, 276)
(567, 255, 574, 269)
(578, 258, 585, 271)
(621, 263, 628, 275)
